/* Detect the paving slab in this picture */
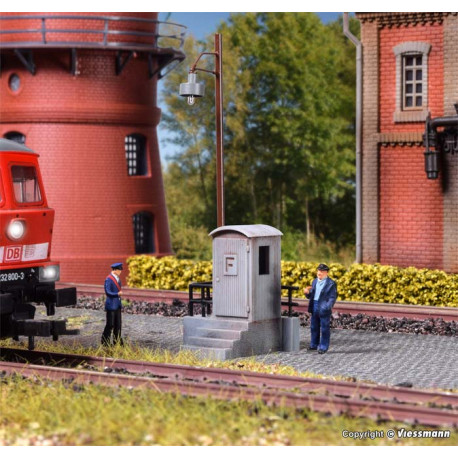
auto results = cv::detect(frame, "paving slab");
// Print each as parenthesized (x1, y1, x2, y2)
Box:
(33, 307, 458, 390)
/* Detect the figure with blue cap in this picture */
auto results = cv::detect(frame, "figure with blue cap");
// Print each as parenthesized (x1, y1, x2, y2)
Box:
(101, 262, 125, 346)
(304, 263, 337, 354)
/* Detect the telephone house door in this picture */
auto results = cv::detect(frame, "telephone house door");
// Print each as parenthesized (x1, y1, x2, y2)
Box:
(213, 238, 249, 318)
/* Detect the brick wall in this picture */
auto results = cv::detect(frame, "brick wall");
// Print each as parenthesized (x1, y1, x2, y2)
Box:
(380, 145, 443, 269)
(379, 22, 444, 130)
(358, 13, 458, 273)
(378, 20, 445, 270)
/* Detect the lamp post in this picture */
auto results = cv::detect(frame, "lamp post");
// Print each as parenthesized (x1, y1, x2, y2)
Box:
(179, 33, 225, 227)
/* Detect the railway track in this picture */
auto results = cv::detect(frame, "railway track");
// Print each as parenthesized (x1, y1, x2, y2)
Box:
(58, 282, 458, 322)
(1, 347, 457, 427)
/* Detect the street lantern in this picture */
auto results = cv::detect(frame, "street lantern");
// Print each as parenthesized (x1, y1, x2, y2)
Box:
(423, 108, 458, 179)
(424, 114, 439, 179)
(179, 72, 205, 105)
(424, 149, 440, 179)
(179, 33, 225, 227)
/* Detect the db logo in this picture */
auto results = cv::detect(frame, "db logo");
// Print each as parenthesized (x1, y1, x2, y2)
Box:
(4, 246, 23, 262)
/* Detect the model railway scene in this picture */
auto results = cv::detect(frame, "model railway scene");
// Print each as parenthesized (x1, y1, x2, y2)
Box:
(1, 11, 457, 448)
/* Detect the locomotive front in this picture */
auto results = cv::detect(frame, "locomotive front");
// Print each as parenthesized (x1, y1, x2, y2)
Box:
(0, 138, 77, 349)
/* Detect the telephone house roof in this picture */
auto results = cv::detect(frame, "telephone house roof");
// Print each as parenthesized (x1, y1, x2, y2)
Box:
(209, 224, 283, 238)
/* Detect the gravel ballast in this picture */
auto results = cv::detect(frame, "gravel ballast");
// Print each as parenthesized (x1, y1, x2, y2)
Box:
(71, 296, 457, 337)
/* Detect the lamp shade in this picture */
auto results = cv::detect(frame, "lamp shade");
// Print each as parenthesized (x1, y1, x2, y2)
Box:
(179, 72, 205, 98)
(424, 149, 440, 179)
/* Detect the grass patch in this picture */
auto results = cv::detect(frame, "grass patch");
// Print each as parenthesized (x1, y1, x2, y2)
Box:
(0, 338, 352, 381)
(1, 340, 455, 445)
(1, 375, 456, 446)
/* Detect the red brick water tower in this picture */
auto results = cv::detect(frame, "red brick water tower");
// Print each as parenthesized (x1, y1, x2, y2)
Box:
(0, 13, 185, 282)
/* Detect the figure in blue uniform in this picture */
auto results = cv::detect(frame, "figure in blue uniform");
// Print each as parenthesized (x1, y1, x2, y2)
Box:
(101, 262, 124, 346)
(304, 263, 337, 354)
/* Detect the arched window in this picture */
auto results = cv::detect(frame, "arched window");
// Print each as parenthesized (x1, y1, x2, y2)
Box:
(125, 134, 147, 176)
(393, 42, 431, 122)
(4, 131, 26, 144)
(132, 211, 155, 254)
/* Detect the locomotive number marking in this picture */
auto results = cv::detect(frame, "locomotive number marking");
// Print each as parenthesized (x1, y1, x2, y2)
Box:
(0, 272, 25, 282)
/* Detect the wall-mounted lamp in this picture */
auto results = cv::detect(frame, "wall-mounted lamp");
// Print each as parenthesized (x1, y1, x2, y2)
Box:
(424, 148, 440, 180)
(423, 106, 458, 179)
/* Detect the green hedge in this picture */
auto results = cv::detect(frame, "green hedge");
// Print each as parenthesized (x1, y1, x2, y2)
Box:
(127, 256, 458, 307)
(127, 256, 212, 291)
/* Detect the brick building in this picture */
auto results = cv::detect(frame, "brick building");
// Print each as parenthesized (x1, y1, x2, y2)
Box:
(356, 12, 458, 272)
(0, 13, 185, 282)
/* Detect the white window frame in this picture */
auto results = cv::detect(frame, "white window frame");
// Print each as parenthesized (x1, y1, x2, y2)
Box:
(393, 41, 431, 123)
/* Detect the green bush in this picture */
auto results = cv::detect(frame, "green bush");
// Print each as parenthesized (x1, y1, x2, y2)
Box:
(127, 257, 458, 307)
(127, 256, 212, 291)
(336, 264, 458, 307)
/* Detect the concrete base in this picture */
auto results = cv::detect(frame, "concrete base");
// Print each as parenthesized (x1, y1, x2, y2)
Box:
(282, 316, 300, 352)
(182, 316, 282, 361)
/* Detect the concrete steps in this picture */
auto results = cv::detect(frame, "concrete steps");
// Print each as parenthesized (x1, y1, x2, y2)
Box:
(181, 345, 233, 360)
(194, 327, 242, 340)
(182, 316, 249, 360)
(186, 318, 249, 331)
(182, 316, 282, 361)
(186, 335, 235, 349)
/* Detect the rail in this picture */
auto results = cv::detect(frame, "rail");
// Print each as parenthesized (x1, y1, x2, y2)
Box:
(58, 283, 458, 321)
(2, 347, 457, 427)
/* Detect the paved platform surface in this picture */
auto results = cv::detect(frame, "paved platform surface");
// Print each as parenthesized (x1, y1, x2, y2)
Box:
(37, 307, 458, 390)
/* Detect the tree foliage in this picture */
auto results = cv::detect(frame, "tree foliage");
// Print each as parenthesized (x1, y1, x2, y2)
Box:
(161, 13, 359, 251)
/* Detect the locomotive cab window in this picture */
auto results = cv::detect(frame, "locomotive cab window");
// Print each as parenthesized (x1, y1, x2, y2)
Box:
(11, 165, 42, 203)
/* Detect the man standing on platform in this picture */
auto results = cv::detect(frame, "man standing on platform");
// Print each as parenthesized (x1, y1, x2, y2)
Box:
(304, 263, 337, 354)
(101, 262, 124, 346)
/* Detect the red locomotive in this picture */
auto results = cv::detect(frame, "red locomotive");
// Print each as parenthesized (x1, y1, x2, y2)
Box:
(0, 138, 77, 349)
